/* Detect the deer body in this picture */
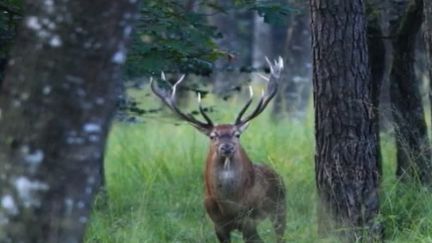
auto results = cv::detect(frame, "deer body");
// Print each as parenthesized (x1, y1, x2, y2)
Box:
(152, 57, 286, 242)
(204, 125, 286, 243)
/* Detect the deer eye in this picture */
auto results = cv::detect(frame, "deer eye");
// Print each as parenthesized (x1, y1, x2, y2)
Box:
(233, 131, 241, 138)
(209, 132, 217, 140)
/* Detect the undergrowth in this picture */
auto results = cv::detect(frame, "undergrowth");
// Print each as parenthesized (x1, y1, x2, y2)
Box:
(85, 88, 432, 243)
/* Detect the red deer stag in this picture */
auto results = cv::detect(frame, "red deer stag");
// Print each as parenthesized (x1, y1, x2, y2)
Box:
(151, 57, 286, 243)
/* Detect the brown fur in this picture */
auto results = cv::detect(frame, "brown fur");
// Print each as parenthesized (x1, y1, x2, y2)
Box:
(203, 125, 286, 243)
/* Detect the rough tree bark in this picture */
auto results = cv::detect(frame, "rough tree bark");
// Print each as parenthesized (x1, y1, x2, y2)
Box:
(310, 0, 381, 240)
(389, 0, 431, 185)
(0, 0, 138, 242)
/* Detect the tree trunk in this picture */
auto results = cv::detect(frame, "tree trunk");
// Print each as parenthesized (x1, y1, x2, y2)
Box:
(251, 12, 272, 90)
(0, 5, 20, 83)
(389, 0, 431, 185)
(207, 2, 253, 97)
(366, 0, 387, 177)
(310, 0, 381, 240)
(424, 0, 432, 152)
(272, 8, 312, 120)
(251, 12, 272, 70)
(0, 0, 138, 242)
(282, 11, 312, 120)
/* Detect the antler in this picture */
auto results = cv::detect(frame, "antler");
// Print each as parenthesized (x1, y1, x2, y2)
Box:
(234, 56, 284, 125)
(151, 73, 214, 130)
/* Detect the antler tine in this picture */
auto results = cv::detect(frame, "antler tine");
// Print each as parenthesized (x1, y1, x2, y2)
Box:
(171, 74, 185, 99)
(234, 85, 254, 124)
(151, 73, 212, 129)
(197, 92, 214, 126)
(265, 56, 274, 74)
(235, 56, 284, 125)
(257, 73, 270, 82)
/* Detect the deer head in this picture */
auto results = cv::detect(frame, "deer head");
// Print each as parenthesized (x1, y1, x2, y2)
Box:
(151, 57, 283, 158)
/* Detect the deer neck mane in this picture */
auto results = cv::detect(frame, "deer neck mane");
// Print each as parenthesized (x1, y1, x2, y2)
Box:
(206, 146, 255, 199)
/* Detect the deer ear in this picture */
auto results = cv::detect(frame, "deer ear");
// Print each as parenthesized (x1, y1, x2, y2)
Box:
(237, 122, 250, 134)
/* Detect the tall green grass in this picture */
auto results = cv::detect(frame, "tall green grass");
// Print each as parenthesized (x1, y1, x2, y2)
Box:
(85, 89, 432, 242)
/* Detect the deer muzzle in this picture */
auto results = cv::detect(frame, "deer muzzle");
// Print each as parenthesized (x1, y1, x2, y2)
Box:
(218, 143, 235, 157)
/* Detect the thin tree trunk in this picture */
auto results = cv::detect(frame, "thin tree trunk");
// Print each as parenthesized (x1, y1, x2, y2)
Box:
(310, 0, 381, 240)
(0, 0, 138, 242)
(251, 12, 272, 90)
(0, 6, 20, 83)
(252, 12, 272, 70)
(207, 3, 253, 97)
(282, 11, 311, 120)
(424, 0, 432, 147)
(207, 1, 240, 96)
(389, 0, 431, 185)
(272, 8, 312, 120)
(367, 1, 387, 177)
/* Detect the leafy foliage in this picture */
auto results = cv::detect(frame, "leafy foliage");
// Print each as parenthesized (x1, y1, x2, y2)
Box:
(125, 1, 220, 78)
(0, 0, 293, 80)
(240, 1, 296, 25)
(125, 0, 293, 78)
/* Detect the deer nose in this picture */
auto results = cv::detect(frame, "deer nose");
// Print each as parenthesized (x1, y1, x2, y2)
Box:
(218, 143, 234, 156)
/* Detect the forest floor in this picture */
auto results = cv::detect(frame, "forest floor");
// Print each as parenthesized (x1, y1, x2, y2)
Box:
(84, 88, 432, 243)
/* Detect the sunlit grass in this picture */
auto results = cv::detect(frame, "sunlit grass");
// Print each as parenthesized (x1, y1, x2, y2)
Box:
(85, 86, 432, 242)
